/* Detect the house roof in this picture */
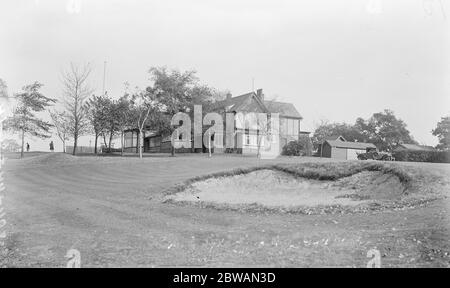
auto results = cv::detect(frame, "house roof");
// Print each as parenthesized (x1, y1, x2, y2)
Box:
(212, 91, 302, 119)
(263, 100, 302, 118)
(326, 140, 376, 150)
(396, 144, 435, 151)
(212, 93, 261, 112)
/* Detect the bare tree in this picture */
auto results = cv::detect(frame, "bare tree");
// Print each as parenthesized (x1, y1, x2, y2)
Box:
(129, 89, 154, 159)
(49, 110, 71, 153)
(61, 63, 93, 155)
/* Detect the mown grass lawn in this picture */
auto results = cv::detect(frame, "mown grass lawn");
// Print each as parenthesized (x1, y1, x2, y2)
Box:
(1, 153, 449, 267)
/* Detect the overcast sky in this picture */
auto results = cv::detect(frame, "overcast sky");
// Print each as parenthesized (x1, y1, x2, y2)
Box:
(0, 0, 449, 151)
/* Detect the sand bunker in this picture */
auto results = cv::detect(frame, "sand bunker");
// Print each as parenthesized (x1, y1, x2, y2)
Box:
(165, 169, 406, 209)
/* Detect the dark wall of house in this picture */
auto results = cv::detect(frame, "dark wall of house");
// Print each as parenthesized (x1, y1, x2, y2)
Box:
(322, 143, 332, 158)
(146, 138, 192, 153)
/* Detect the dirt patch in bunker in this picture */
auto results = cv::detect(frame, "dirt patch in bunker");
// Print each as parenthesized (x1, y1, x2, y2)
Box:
(163, 169, 409, 213)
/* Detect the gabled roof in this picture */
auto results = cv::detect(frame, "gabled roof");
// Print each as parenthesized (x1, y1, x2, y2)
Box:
(212, 93, 260, 112)
(324, 135, 346, 142)
(212, 91, 302, 119)
(264, 100, 302, 119)
(396, 144, 435, 151)
(326, 140, 376, 150)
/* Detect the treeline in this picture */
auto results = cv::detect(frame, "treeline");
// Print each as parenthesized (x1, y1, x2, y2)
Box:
(312, 110, 450, 153)
(1, 65, 227, 158)
(2, 69, 449, 159)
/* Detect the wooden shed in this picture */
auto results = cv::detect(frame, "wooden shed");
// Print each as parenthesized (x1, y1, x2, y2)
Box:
(321, 137, 376, 160)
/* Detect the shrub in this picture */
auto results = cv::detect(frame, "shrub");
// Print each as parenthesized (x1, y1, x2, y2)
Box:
(393, 150, 450, 163)
(282, 137, 313, 156)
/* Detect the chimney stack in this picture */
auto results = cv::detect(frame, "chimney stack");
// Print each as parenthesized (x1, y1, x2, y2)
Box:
(256, 88, 264, 102)
(226, 92, 232, 100)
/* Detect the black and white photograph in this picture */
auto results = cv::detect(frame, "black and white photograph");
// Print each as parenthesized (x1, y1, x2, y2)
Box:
(0, 0, 449, 271)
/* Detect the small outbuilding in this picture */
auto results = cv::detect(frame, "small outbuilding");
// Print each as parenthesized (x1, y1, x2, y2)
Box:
(320, 136, 376, 160)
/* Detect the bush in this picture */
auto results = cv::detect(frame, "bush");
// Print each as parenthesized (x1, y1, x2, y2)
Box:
(393, 150, 450, 163)
(282, 137, 313, 156)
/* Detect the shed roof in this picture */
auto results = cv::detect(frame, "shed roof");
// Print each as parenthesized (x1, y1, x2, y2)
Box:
(326, 140, 376, 150)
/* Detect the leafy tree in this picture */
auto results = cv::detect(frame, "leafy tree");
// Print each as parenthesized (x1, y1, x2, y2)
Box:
(432, 116, 450, 150)
(312, 121, 365, 147)
(102, 96, 132, 153)
(114, 96, 132, 156)
(85, 95, 110, 154)
(0, 78, 8, 99)
(282, 137, 313, 156)
(355, 109, 416, 152)
(3, 82, 55, 158)
(104, 97, 119, 151)
(61, 63, 93, 155)
(146, 67, 199, 156)
(0, 79, 10, 161)
(49, 110, 71, 153)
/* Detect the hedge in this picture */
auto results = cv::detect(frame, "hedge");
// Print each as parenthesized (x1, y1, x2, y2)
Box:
(282, 137, 313, 156)
(392, 150, 450, 163)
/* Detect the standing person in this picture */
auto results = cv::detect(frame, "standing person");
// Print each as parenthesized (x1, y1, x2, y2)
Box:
(49, 141, 54, 152)
(26, 143, 30, 152)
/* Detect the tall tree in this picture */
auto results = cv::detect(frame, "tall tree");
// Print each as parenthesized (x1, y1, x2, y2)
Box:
(114, 96, 132, 156)
(49, 110, 71, 153)
(85, 95, 110, 154)
(432, 116, 450, 150)
(0, 79, 10, 161)
(61, 63, 93, 155)
(3, 82, 55, 158)
(147, 67, 200, 156)
(103, 96, 132, 152)
(355, 109, 416, 152)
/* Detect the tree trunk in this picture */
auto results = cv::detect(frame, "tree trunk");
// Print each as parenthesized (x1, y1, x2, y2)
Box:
(138, 130, 143, 159)
(72, 135, 77, 156)
(63, 140, 66, 153)
(108, 128, 114, 150)
(20, 129, 25, 159)
(73, 119, 78, 155)
(94, 133, 98, 154)
(103, 134, 107, 148)
(121, 130, 124, 156)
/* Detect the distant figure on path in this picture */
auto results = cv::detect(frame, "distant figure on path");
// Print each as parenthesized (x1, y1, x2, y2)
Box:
(49, 141, 54, 152)
(26, 143, 30, 152)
